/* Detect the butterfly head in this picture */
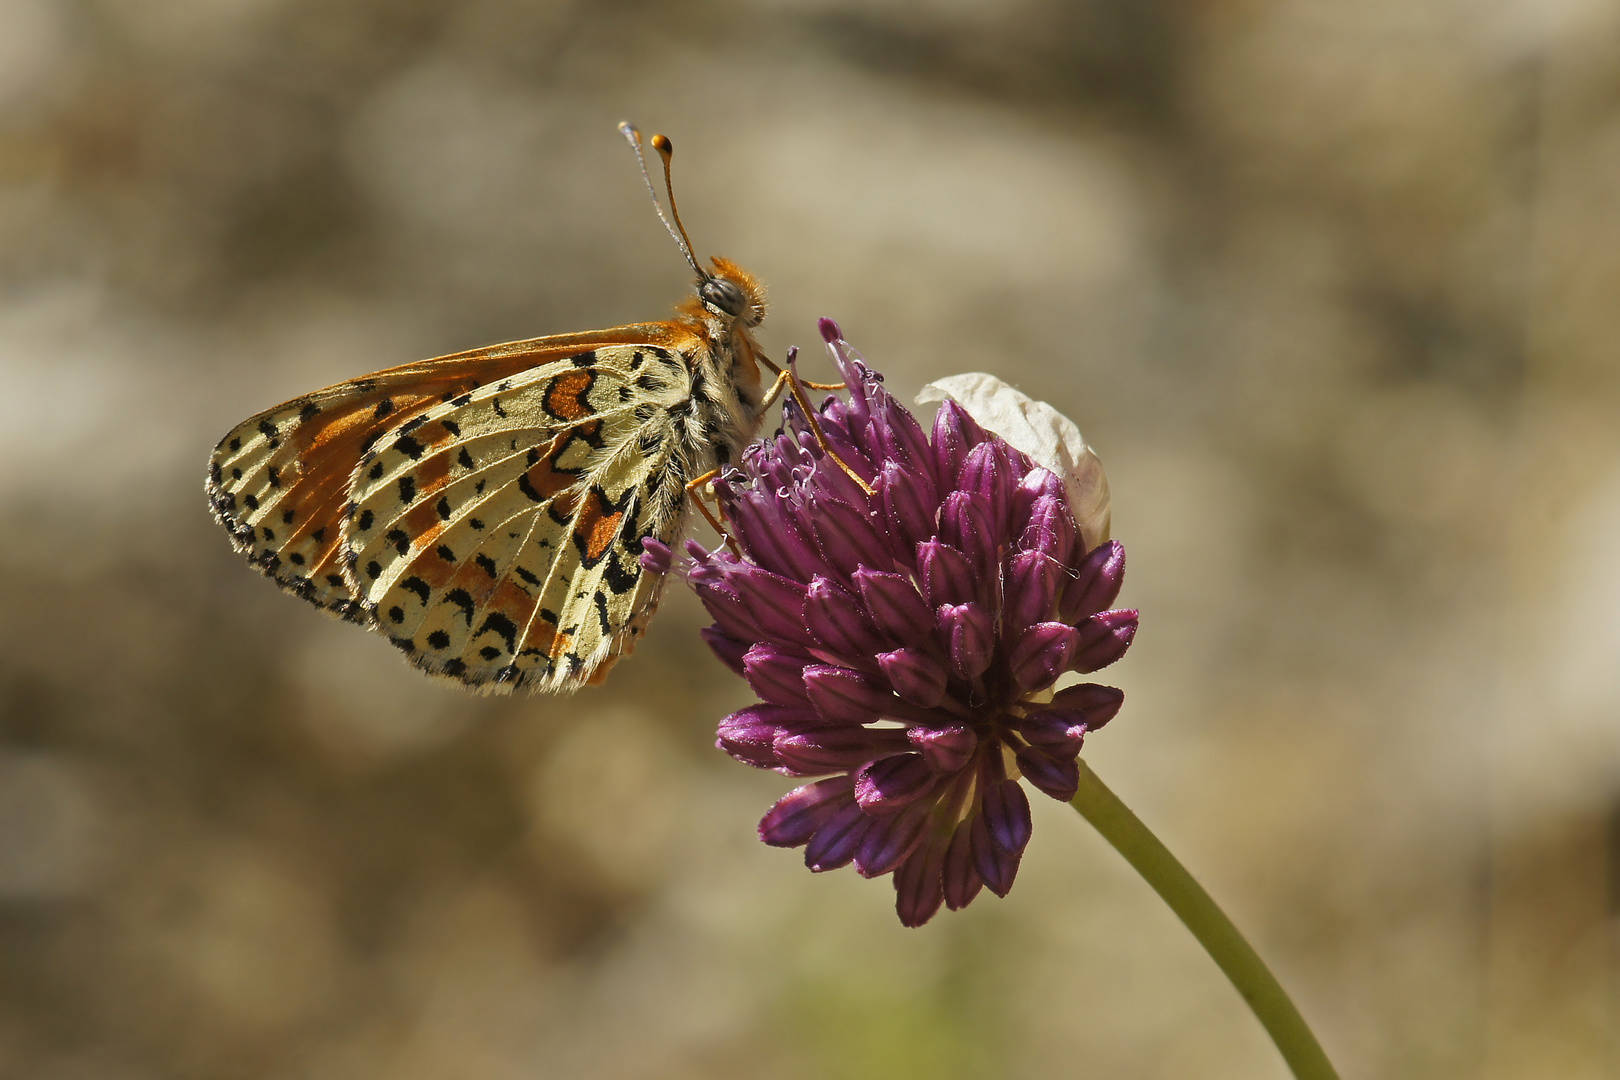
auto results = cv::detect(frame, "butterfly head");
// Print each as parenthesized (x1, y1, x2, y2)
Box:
(699, 257, 766, 328)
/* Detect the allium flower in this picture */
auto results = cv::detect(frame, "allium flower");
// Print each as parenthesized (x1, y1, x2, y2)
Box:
(648, 320, 1138, 927)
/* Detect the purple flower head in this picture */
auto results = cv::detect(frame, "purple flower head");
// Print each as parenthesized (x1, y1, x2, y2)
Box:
(678, 320, 1136, 927)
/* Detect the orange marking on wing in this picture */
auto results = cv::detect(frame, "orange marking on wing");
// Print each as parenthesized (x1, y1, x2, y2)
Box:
(521, 619, 556, 658)
(548, 630, 574, 662)
(573, 494, 623, 562)
(544, 370, 594, 421)
(488, 577, 537, 619)
(400, 552, 455, 594)
(523, 440, 582, 503)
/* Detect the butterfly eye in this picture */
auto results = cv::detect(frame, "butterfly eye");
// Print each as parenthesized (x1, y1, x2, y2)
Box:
(700, 277, 749, 319)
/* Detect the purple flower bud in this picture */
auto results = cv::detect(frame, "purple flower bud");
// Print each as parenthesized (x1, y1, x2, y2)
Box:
(760, 776, 854, 847)
(855, 800, 931, 878)
(939, 491, 998, 581)
(1018, 494, 1076, 564)
(1014, 743, 1081, 801)
(1060, 540, 1126, 622)
(943, 822, 983, 910)
(1017, 708, 1089, 755)
(805, 799, 870, 871)
(895, 836, 948, 928)
(916, 540, 976, 609)
(931, 399, 986, 484)
(700, 627, 750, 675)
(877, 461, 939, 560)
(908, 724, 977, 774)
(873, 393, 939, 491)
(683, 539, 723, 583)
(854, 568, 935, 642)
(808, 416, 878, 487)
(981, 778, 1033, 856)
(937, 602, 995, 680)
(1070, 608, 1138, 673)
(804, 664, 894, 723)
(807, 494, 887, 577)
(726, 565, 811, 644)
(876, 647, 949, 708)
(691, 579, 761, 643)
(970, 812, 1021, 897)
(959, 442, 1012, 535)
(730, 496, 826, 581)
(1004, 549, 1061, 631)
(717, 704, 818, 769)
(774, 722, 884, 775)
(804, 576, 884, 656)
(1008, 622, 1080, 693)
(1048, 683, 1125, 731)
(1011, 466, 1066, 526)
(640, 537, 673, 575)
(743, 643, 812, 706)
(819, 319, 868, 427)
(854, 753, 938, 814)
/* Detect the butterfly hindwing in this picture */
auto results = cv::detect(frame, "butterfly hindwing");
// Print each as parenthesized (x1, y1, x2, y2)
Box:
(344, 344, 696, 692)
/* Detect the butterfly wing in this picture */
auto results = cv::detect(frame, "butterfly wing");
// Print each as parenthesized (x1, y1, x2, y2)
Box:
(344, 343, 697, 692)
(208, 328, 701, 692)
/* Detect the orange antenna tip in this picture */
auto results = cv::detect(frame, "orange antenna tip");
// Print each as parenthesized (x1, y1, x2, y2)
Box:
(619, 121, 704, 279)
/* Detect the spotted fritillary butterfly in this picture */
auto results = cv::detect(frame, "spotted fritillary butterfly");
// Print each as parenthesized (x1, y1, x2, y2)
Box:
(208, 124, 780, 693)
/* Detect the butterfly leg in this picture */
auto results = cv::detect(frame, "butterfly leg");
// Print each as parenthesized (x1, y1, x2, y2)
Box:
(765, 349, 876, 497)
(685, 468, 742, 557)
(756, 353, 842, 396)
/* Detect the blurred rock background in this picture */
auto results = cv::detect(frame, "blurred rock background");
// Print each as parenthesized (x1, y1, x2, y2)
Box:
(1, 0, 1617, 1077)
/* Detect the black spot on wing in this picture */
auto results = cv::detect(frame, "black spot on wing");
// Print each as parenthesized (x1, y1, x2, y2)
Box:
(477, 613, 518, 652)
(445, 589, 474, 623)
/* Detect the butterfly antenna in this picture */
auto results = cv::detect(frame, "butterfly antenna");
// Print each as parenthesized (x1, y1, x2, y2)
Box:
(618, 121, 708, 281)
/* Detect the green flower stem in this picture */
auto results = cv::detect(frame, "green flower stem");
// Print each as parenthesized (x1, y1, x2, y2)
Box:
(1069, 758, 1341, 1080)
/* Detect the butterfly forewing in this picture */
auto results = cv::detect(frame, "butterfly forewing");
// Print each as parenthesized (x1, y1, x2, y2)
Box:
(207, 333, 668, 617)
(343, 344, 693, 691)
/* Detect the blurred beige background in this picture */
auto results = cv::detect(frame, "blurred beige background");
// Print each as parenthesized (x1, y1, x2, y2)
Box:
(2, 0, 1618, 1077)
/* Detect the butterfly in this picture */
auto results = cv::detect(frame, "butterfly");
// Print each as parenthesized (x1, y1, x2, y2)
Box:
(207, 123, 787, 694)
